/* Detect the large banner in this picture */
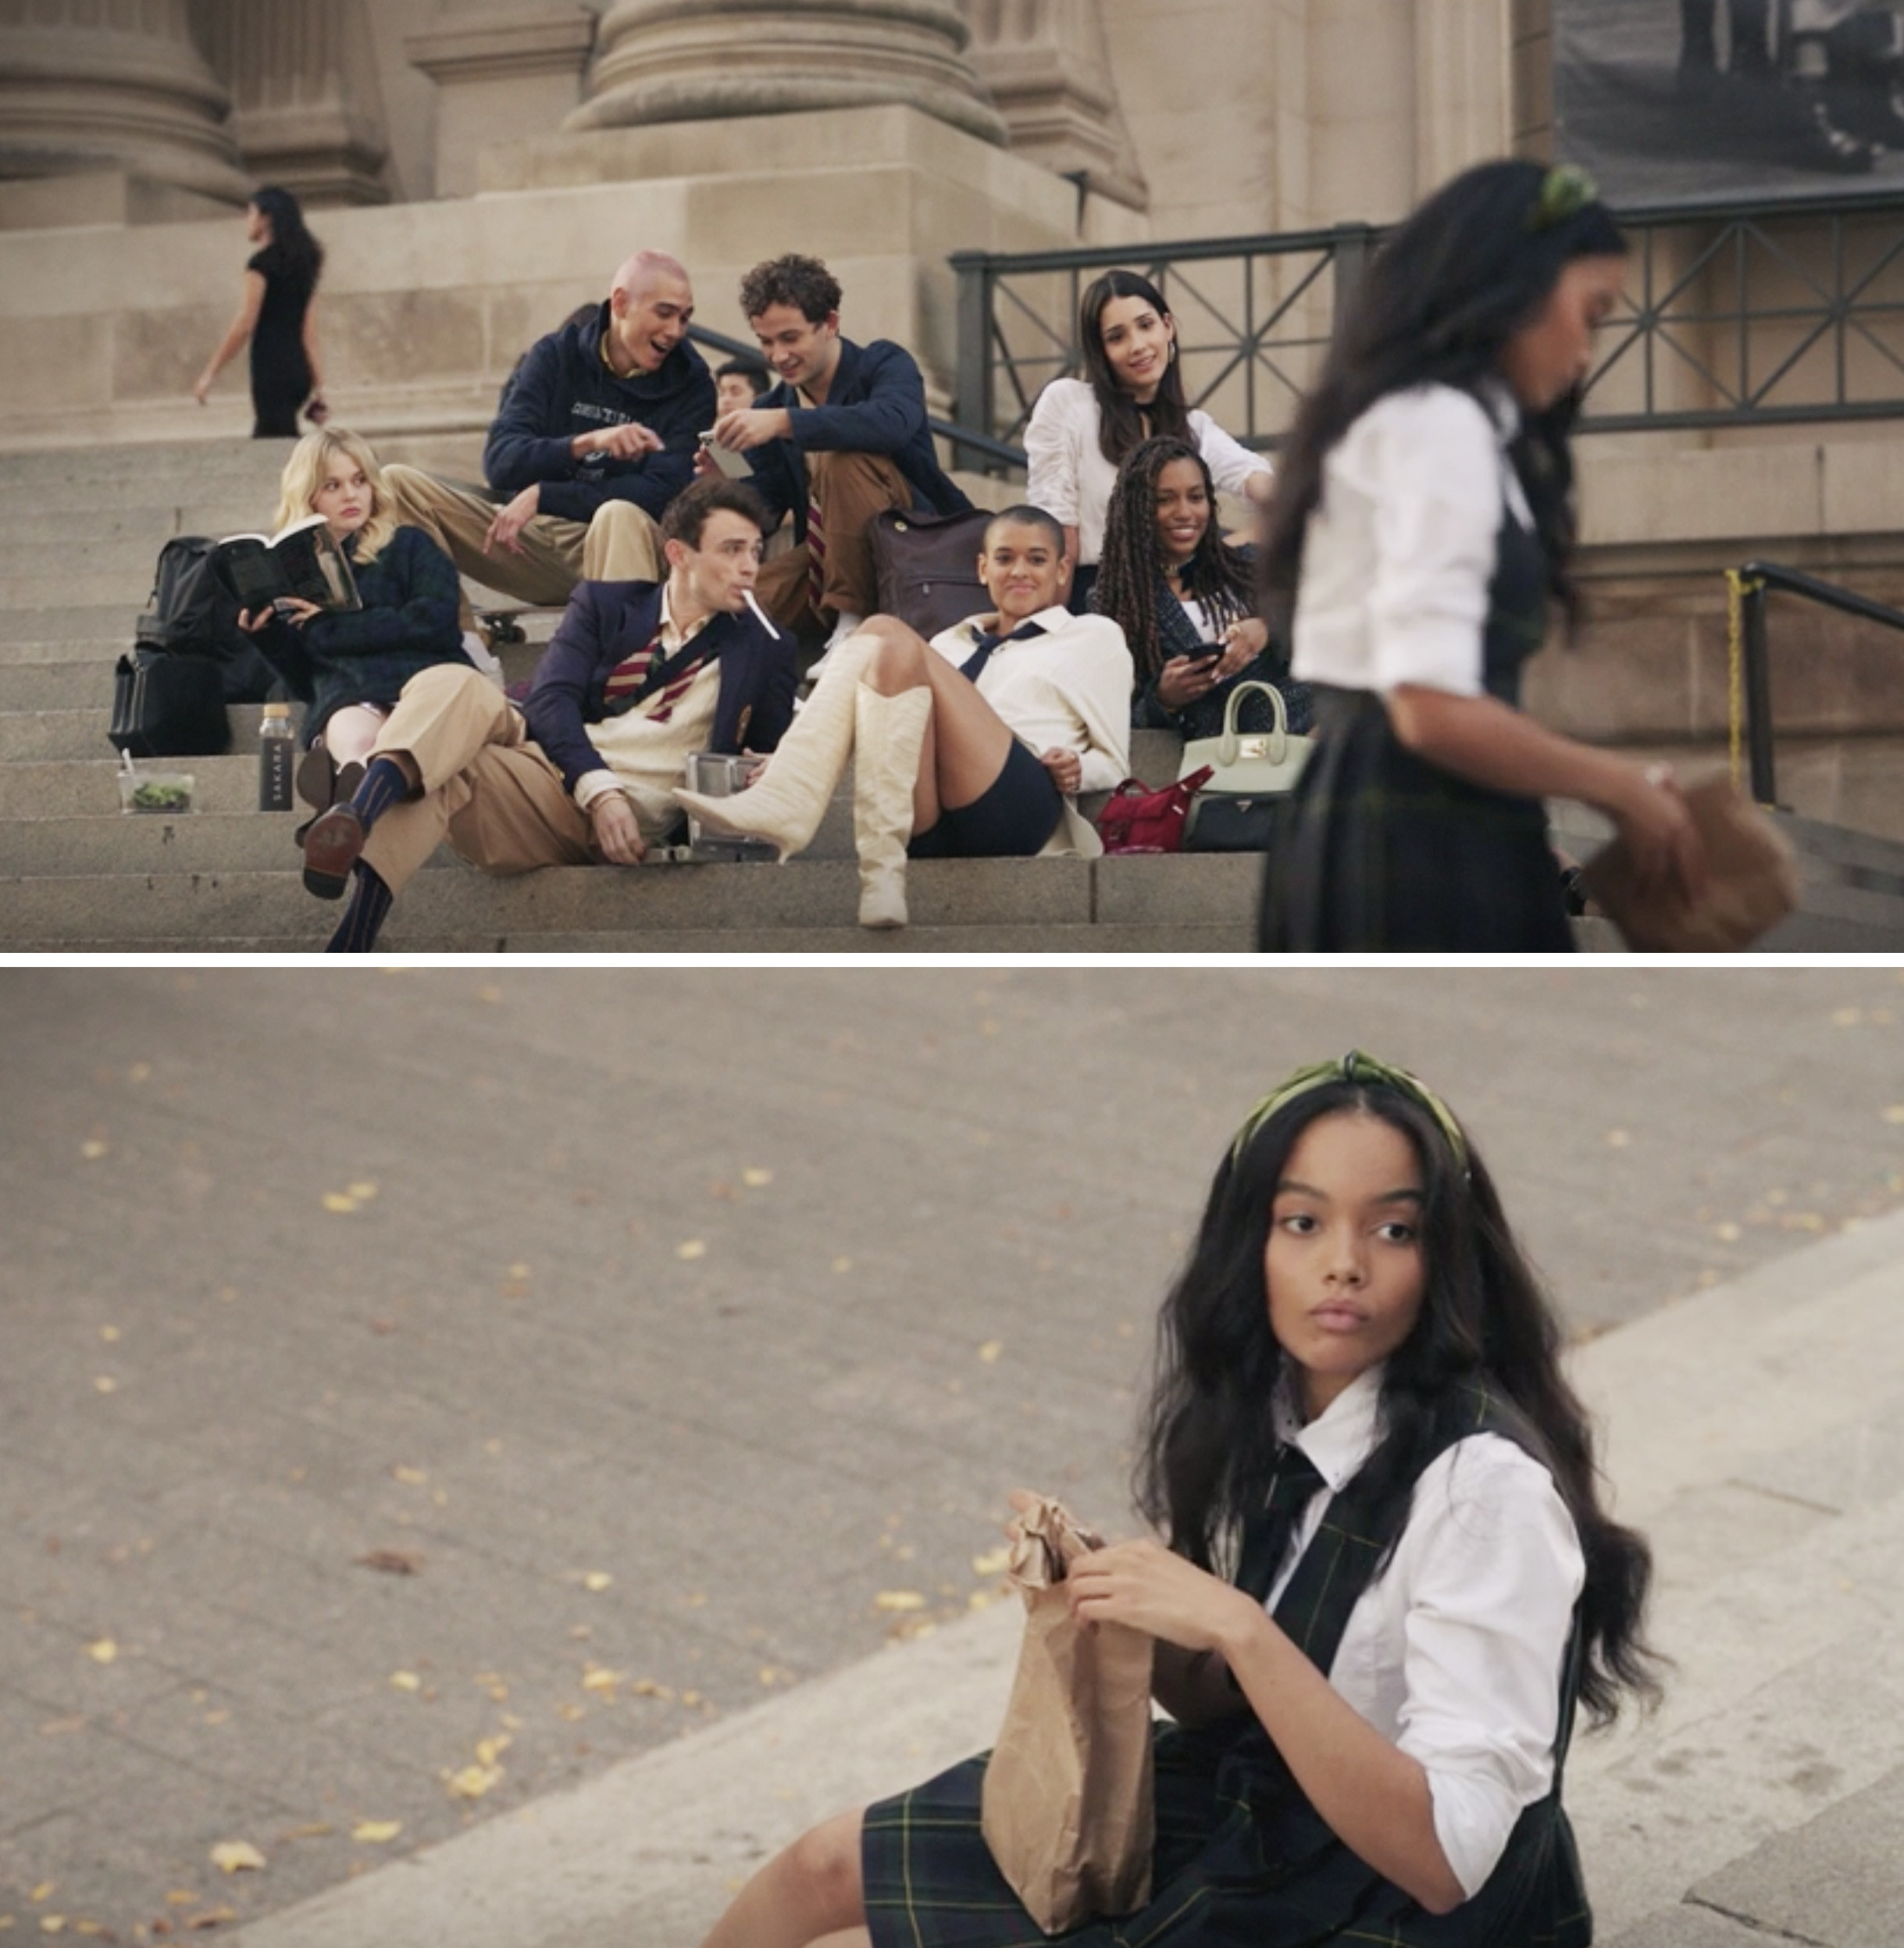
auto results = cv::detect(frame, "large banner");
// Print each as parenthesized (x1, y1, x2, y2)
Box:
(1557, 0, 1904, 204)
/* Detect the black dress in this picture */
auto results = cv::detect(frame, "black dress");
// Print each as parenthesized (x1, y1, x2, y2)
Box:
(248, 244, 317, 439)
(858, 1385, 1589, 1948)
(1257, 498, 1574, 954)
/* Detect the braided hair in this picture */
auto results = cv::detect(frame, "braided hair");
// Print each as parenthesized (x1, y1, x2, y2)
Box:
(1095, 436, 1257, 684)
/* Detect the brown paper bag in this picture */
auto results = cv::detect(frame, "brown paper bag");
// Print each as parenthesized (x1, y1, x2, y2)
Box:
(1584, 773, 1799, 951)
(979, 1496, 1155, 1934)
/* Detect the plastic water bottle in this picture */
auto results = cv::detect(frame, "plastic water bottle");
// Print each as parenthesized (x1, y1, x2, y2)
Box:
(259, 700, 294, 812)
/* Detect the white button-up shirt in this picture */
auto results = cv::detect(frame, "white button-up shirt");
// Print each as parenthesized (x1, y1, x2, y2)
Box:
(1264, 1365, 1585, 1901)
(1289, 381, 1535, 700)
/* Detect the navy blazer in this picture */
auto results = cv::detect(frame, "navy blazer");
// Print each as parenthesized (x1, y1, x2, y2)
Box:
(745, 337, 972, 544)
(523, 580, 797, 793)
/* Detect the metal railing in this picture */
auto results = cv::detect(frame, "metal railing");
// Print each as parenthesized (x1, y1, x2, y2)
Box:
(1731, 561, 1904, 806)
(950, 191, 1904, 464)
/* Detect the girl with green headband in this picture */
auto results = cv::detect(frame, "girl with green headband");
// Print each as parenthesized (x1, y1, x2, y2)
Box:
(702, 1054, 1659, 1948)
(1256, 158, 1706, 951)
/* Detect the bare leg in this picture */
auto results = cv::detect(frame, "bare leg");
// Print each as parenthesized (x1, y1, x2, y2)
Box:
(321, 704, 386, 766)
(700, 1809, 865, 1948)
(856, 616, 1014, 835)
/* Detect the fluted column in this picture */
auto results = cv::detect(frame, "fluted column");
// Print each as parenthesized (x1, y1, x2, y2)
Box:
(0, 0, 250, 203)
(956, 0, 1146, 210)
(569, 0, 1007, 148)
(198, 0, 391, 206)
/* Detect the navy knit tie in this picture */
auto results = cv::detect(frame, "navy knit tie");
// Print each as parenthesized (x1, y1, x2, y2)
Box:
(1235, 1443, 1327, 1604)
(958, 618, 1045, 683)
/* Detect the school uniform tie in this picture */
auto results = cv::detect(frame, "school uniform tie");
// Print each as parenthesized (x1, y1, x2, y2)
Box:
(602, 633, 708, 725)
(957, 619, 1046, 684)
(805, 486, 827, 615)
(1234, 1443, 1326, 1606)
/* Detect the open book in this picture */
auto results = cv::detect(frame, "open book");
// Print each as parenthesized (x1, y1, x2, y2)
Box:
(211, 514, 362, 614)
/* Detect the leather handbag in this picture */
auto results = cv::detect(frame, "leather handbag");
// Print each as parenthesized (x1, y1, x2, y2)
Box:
(1096, 766, 1212, 854)
(869, 506, 995, 640)
(1179, 680, 1310, 851)
(108, 649, 231, 759)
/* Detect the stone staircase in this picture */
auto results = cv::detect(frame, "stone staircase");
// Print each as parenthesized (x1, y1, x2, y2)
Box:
(5, 437, 1904, 953)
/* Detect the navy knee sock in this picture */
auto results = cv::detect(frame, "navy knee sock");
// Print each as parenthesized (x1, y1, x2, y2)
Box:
(348, 756, 412, 832)
(326, 863, 393, 954)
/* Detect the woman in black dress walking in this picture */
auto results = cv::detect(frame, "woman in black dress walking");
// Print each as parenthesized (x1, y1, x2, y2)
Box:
(1257, 161, 1703, 953)
(697, 1050, 1662, 1948)
(194, 185, 327, 438)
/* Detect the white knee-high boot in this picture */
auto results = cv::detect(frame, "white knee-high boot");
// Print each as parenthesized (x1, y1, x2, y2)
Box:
(673, 633, 879, 861)
(852, 683, 931, 929)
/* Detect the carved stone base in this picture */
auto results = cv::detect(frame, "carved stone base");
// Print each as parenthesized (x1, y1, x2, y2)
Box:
(569, 0, 1007, 148)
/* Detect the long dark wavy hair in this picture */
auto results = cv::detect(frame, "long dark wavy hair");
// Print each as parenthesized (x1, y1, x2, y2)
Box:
(1095, 436, 1255, 684)
(1136, 1073, 1660, 1729)
(1079, 269, 1194, 469)
(250, 184, 323, 286)
(1258, 159, 1625, 627)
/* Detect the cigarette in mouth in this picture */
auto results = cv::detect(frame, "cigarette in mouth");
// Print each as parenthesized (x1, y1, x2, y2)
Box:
(745, 590, 781, 639)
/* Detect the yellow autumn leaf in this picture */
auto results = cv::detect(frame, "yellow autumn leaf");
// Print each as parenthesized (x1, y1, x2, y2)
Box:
(582, 1571, 613, 1592)
(348, 1181, 379, 1201)
(1884, 1105, 1904, 1126)
(390, 1465, 427, 1486)
(164, 1893, 198, 1907)
(680, 1689, 704, 1706)
(977, 1340, 1003, 1364)
(676, 1240, 707, 1261)
(832, 1257, 853, 1274)
(73, 1923, 103, 1937)
(476, 984, 502, 1004)
(98, 1326, 119, 1343)
(629, 1678, 673, 1698)
(581, 1668, 622, 1693)
(389, 1671, 421, 1693)
(209, 1842, 264, 1875)
(873, 1590, 926, 1612)
(39, 1919, 63, 1936)
(80, 1141, 108, 1161)
(972, 1546, 1011, 1576)
(1604, 1129, 1631, 1148)
(323, 1193, 357, 1214)
(474, 1734, 512, 1767)
(742, 1168, 773, 1187)
(92, 1377, 117, 1395)
(1713, 1222, 1742, 1241)
(508, 1261, 531, 1279)
(28, 1888, 55, 1906)
(352, 1819, 403, 1843)
(84, 1639, 116, 1664)
(444, 1762, 503, 1800)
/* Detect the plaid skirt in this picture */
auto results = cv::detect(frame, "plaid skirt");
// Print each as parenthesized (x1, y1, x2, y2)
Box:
(862, 1724, 1591, 1948)
(1257, 688, 1574, 954)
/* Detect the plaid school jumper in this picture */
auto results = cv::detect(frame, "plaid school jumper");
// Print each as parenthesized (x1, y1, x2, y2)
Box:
(861, 1384, 1591, 1948)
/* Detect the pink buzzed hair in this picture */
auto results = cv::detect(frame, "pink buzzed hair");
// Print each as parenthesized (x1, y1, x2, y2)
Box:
(611, 250, 690, 301)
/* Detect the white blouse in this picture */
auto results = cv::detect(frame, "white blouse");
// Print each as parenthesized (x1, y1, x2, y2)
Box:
(1024, 376, 1270, 568)
(1263, 1366, 1585, 1902)
(1289, 381, 1535, 699)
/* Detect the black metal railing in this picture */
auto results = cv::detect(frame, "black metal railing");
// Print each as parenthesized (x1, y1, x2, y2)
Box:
(951, 191, 1904, 464)
(1731, 561, 1904, 806)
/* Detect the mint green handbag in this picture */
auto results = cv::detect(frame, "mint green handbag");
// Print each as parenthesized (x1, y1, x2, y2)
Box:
(1178, 681, 1312, 851)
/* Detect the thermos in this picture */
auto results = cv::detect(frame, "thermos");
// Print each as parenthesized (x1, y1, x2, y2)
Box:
(259, 699, 294, 812)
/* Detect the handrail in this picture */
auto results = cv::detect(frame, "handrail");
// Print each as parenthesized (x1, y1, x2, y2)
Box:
(686, 322, 1027, 475)
(1732, 559, 1904, 804)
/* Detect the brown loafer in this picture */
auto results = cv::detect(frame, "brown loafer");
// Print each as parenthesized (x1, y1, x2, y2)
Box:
(294, 745, 337, 811)
(301, 803, 366, 900)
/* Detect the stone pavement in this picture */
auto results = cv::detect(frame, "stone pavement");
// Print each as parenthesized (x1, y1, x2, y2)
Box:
(3, 966, 1904, 1943)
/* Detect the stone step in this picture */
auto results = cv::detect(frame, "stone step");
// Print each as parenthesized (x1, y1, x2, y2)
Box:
(0, 605, 141, 648)
(0, 851, 1266, 948)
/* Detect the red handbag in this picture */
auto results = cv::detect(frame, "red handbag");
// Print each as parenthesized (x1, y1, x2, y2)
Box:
(1095, 765, 1213, 854)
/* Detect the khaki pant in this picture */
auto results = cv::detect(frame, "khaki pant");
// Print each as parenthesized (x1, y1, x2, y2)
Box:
(361, 664, 594, 896)
(754, 449, 913, 632)
(381, 464, 663, 625)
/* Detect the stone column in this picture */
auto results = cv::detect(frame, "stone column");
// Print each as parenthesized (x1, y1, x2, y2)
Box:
(569, 0, 1007, 148)
(0, 0, 249, 205)
(956, 0, 1146, 211)
(407, 4, 597, 199)
(197, 0, 392, 205)
(1412, 0, 1514, 194)
(1509, 0, 1554, 160)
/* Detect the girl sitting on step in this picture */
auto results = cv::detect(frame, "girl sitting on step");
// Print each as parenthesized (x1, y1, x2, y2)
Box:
(699, 1050, 1662, 1948)
(676, 504, 1132, 929)
(238, 427, 470, 815)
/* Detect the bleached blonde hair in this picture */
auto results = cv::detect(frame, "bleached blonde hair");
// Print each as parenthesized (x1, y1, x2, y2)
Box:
(273, 426, 399, 566)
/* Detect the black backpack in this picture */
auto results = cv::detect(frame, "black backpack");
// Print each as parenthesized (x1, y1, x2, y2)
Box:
(135, 535, 280, 706)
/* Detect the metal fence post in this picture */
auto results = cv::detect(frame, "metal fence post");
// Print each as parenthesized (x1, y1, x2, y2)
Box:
(1330, 223, 1380, 338)
(1742, 580, 1777, 806)
(950, 252, 993, 473)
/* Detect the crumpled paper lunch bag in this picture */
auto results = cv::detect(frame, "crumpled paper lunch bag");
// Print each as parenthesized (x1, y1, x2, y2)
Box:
(979, 1495, 1155, 1933)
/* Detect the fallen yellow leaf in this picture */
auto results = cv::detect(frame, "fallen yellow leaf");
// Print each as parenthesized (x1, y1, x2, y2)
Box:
(742, 1168, 773, 1187)
(323, 1193, 358, 1214)
(128, 1062, 152, 1083)
(444, 1762, 503, 1799)
(390, 1465, 427, 1486)
(389, 1671, 421, 1692)
(508, 1262, 531, 1280)
(348, 1181, 379, 1201)
(832, 1257, 853, 1274)
(582, 1571, 613, 1592)
(209, 1843, 264, 1875)
(629, 1678, 672, 1698)
(92, 1378, 117, 1395)
(1884, 1105, 1904, 1126)
(351, 1821, 401, 1844)
(680, 1689, 704, 1707)
(873, 1590, 926, 1612)
(676, 1240, 707, 1261)
(38, 1918, 63, 1936)
(84, 1639, 116, 1664)
(1604, 1129, 1632, 1148)
(581, 1668, 622, 1693)
(977, 1340, 1003, 1364)
(476, 984, 502, 1004)
(972, 1546, 1011, 1576)
(98, 1326, 119, 1343)
(28, 1889, 55, 1906)
(475, 1734, 511, 1767)
(165, 1893, 198, 1907)
(73, 1924, 103, 1937)
(80, 1141, 108, 1161)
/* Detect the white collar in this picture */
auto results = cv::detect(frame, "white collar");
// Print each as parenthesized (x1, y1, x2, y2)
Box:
(1478, 375, 1522, 446)
(1271, 1362, 1385, 1492)
(958, 604, 1071, 640)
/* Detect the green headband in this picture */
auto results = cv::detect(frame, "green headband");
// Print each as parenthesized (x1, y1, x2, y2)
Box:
(1529, 163, 1600, 233)
(1228, 1050, 1469, 1169)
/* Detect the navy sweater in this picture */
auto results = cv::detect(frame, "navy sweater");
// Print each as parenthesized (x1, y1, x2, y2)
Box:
(484, 302, 715, 524)
(745, 337, 972, 543)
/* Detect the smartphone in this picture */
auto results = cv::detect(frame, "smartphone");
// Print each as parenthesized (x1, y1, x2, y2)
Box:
(699, 433, 755, 481)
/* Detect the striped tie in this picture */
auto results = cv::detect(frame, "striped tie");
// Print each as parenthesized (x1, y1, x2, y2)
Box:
(644, 655, 705, 726)
(602, 635, 664, 706)
(805, 487, 826, 615)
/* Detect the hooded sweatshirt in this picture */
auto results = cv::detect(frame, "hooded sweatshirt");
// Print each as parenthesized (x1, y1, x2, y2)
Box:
(483, 301, 715, 524)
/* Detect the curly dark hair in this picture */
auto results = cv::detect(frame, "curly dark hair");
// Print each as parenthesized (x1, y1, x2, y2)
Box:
(661, 476, 769, 551)
(1094, 437, 1256, 684)
(1078, 269, 1193, 469)
(249, 184, 323, 286)
(738, 254, 843, 326)
(1258, 159, 1626, 629)
(1136, 1072, 1662, 1730)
